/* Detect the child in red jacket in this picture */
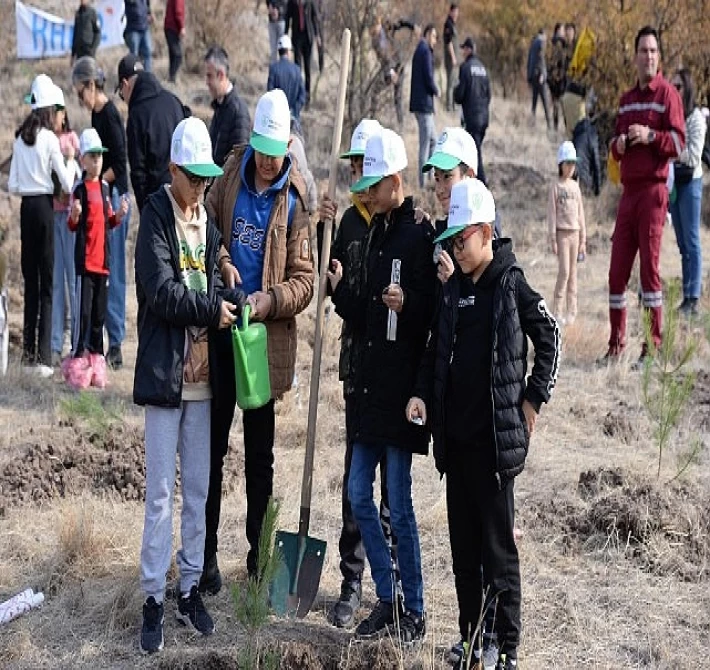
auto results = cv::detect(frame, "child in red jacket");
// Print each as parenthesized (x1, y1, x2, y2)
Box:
(69, 128, 128, 357)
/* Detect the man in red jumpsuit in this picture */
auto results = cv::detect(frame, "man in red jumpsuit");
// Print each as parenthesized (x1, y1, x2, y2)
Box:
(603, 25, 685, 365)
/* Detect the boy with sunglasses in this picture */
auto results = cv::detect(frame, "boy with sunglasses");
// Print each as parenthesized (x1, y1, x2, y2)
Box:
(134, 117, 243, 654)
(407, 180, 560, 669)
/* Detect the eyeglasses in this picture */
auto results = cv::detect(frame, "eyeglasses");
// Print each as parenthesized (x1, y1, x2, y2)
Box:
(452, 225, 481, 251)
(178, 165, 210, 188)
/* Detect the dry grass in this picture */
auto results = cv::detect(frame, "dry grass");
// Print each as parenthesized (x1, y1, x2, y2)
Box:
(1, 4, 710, 668)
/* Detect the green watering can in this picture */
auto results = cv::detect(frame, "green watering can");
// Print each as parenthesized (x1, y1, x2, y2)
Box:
(231, 304, 271, 410)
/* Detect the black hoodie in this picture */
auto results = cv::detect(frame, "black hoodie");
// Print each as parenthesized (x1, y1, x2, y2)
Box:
(415, 239, 561, 483)
(126, 72, 190, 211)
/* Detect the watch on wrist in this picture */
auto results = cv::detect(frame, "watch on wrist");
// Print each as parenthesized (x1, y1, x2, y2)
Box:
(648, 129, 656, 143)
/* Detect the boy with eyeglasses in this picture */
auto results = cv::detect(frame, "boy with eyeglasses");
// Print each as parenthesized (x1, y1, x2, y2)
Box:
(134, 117, 244, 654)
(407, 180, 560, 669)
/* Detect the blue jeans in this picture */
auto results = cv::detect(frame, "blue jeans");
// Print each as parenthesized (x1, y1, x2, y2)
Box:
(106, 188, 132, 348)
(670, 176, 703, 299)
(51, 211, 75, 355)
(349, 443, 423, 615)
(124, 29, 153, 72)
(414, 112, 436, 188)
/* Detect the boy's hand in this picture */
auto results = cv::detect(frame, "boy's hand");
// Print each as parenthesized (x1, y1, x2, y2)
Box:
(117, 196, 129, 219)
(247, 291, 273, 321)
(522, 399, 538, 436)
(318, 195, 337, 222)
(550, 240, 558, 255)
(219, 300, 238, 328)
(221, 261, 242, 289)
(579, 242, 586, 257)
(327, 259, 343, 291)
(413, 207, 433, 228)
(71, 199, 82, 221)
(437, 249, 455, 284)
(406, 397, 427, 424)
(382, 283, 404, 313)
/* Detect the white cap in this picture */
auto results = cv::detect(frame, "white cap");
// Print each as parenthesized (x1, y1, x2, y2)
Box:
(250, 89, 291, 157)
(351, 128, 408, 192)
(79, 128, 107, 155)
(277, 34, 292, 51)
(171, 117, 224, 177)
(435, 179, 496, 242)
(24, 74, 65, 110)
(340, 119, 382, 158)
(423, 127, 478, 174)
(557, 140, 577, 164)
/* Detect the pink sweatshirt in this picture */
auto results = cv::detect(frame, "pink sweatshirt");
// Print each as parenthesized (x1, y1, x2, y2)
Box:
(547, 178, 586, 246)
(53, 131, 81, 213)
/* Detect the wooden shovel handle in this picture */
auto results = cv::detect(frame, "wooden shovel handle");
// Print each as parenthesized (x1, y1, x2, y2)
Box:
(298, 28, 351, 537)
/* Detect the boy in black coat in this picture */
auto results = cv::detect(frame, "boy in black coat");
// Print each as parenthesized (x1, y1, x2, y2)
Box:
(408, 180, 560, 669)
(328, 128, 436, 644)
(133, 118, 243, 654)
(317, 119, 401, 629)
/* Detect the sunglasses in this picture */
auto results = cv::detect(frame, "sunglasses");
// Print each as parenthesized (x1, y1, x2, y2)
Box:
(452, 225, 482, 251)
(178, 165, 210, 188)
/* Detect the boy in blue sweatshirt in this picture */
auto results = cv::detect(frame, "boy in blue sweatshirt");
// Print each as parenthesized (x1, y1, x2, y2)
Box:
(408, 180, 560, 669)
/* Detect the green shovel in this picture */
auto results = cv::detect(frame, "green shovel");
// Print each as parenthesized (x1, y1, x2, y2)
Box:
(269, 28, 351, 619)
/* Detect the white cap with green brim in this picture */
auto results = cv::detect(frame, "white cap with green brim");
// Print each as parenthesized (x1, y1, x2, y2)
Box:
(434, 178, 496, 243)
(171, 117, 224, 178)
(423, 127, 478, 174)
(24, 74, 65, 110)
(250, 89, 291, 158)
(340, 118, 382, 159)
(351, 128, 408, 193)
(80, 128, 108, 155)
(557, 140, 577, 164)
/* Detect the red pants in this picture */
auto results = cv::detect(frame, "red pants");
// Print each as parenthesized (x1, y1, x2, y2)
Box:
(608, 182, 666, 353)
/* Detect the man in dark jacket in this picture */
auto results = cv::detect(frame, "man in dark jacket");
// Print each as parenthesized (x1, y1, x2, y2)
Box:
(442, 3, 459, 112)
(285, 0, 322, 106)
(410, 24, 440, 187)
(117, 54, 190, 211)
(329, 128, 436, 644)
(409, 179, 560, 669)
(71, 0, 101, 63)
(205, 46, 251, 167)
(526, 29, 550, 128)
(454, 37, 491, 185)
(572, 116, 601, 196)
(123, 0, 153, 72)
(267, 34, 307, 120)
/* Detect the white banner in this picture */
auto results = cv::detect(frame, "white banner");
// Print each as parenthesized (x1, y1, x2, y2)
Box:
(15, 0, 126, 60)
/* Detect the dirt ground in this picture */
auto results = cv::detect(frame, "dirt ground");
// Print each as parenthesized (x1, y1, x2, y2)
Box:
(1, 5, 710, 669)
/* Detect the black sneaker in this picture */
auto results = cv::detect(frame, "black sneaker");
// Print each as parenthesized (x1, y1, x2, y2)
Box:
(176, 585, 215, 635)
(389, 609, 426, 645)
(354, 599, 394, 639)
(198, 554, 222, 595)
(331, 579, 361, 628)
(140, 597, 164, 654)
(107, 345, 123, 370)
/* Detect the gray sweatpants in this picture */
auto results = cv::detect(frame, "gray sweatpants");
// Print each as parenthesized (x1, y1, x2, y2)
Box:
(140, 401, 211, 602)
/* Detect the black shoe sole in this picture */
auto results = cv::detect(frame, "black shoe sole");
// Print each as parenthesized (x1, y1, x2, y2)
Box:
(176, 610, 216, 636)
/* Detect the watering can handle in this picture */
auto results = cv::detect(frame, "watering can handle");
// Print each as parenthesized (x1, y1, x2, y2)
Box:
(232, 304, 253, 398)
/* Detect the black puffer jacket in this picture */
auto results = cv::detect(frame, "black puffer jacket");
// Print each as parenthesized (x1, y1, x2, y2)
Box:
(133, 187, 228, 407)
(414, 240, 561, 483)
(126, 72, 191, 211)
(332, 196, 437, 454)
(209, 85, 251, 168)
(454, 53, 491, 131)
(572, 118, 601, 196)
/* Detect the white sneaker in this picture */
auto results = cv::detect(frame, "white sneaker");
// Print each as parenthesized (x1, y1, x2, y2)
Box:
(36, 364, 54, 378)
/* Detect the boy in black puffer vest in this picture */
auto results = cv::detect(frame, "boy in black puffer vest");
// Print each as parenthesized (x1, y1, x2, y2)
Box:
(408, 180, 560, 669)
(328, 127, 436, 645)
(69, 129, 128, 357)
